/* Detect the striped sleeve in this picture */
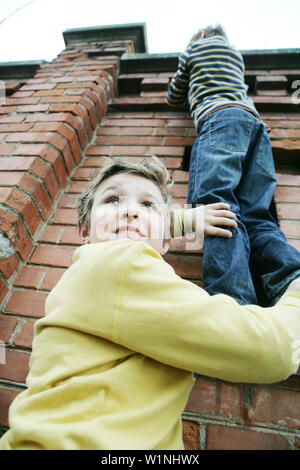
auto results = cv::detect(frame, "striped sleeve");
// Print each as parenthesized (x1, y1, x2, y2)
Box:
(166, 49, 190, 105)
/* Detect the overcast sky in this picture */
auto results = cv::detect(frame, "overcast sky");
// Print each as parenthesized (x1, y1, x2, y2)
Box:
(0, 0, 300, 63)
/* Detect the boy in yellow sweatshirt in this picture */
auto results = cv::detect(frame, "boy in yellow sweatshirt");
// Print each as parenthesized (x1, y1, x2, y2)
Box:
(1, 156, 299, 450)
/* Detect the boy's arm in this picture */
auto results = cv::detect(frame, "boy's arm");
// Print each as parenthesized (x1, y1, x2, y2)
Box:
(166, 50, 190, 106)
(171, 203, 237, 239)
(44, 242, 300, 385)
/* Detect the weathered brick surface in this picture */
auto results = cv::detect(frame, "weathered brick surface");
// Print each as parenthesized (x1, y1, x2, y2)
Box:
(206, 423, 289, 450)
(182, 420, 199, 450)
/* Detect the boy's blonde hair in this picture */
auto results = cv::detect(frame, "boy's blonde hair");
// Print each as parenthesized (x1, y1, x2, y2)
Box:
(78, 156, 174, 241)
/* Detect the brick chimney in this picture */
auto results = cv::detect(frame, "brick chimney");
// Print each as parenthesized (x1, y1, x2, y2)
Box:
(0, 24, 299, 450)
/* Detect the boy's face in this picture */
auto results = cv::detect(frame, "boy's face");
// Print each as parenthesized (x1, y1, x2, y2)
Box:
(81, 172, 170, 255)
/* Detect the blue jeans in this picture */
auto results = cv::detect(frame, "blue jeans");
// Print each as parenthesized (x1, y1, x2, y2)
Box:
(187, 107, 300, 306)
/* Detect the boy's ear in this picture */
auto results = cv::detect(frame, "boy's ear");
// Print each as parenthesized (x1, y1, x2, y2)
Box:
(79, 227, 90, 244)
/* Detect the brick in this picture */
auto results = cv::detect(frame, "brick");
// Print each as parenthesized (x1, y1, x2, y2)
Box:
(157, 127, 192, 137)
(34, 89, 65, 97)
(112, 146, 147, 156)
(14, 319, 36, 348)
(0, 253, 19, 280)
(6, 97, 41, 106)
(13, 266, 44, 289)
(0, 144, 16, 155)
(102, 118, 165, 127)
(22, 83, 56, 91)
(0, 388, 19, 427)
(167, 119, 194, 128)
(42, 95, 81, 103)
(16, 104, 50, 113)
(40, 268, 65, 291)
(112, 96, 166, 108)
(170, 184, 188, 198)
(219, 382, 242, 421)
(7, 133, 74, 175)
(83, 157, 110, 167)
(95, 136, 163, 146)
(15, 173, 52, 221)
(185, 377, 218, 414)
(277, 203, 300, 220)
(206, 424, 288, 450)
(164, 253, 202, 279)
(280, 221, 300, 238)
(0, 106, 17, 114)
(276, 173, 300, 186)
(275, 186, 300, 203)
(68, 181, 89, 194)
(84, 90, 103, 122)
(85, 146, 111, 156)
(120, 127, 154, 136)
(59, 226, 82, 246)
(182, 420, 199, 450)
(30, 246, 74, 268)
(0, 115, 25, 124)
(141, 77, 169, 90)
(173, 170, 190, 183)
(124, 112, 155, 118)
(245, 385, 300, 429)
(147, 146, 185, 156)
(49, 104, 93, 140)
(71, 168, 93, 179)
(58, 194, 78, 208)
(0, 350, 30, 383)
(52, 208, 78, 225)
(0, 186, 41, 236)
(164, 137, 195, 146)
(0, 209, 34, 261)
(0, 278, 8, 304)
(13, 144, 67, 188)
(4, 290, 47, 317)
(97, 126, 122, 136)
(0, 316, 18, 343)
(33, 122, 82, 164)
(13, 91, 35, 97)
(78, 97, 97, 130)
(0, 123, 33, 133)
(38, 225, 63, 243)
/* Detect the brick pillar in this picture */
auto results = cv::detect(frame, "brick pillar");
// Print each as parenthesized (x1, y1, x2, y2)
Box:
(0, 29, 140, 435)
(0, 36, 138, 305)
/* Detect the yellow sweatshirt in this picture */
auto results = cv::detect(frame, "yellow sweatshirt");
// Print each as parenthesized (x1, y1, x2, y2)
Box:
(1, 239, 300, 450)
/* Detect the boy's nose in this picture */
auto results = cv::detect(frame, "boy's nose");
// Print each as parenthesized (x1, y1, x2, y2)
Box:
(120, 203, 139, 219)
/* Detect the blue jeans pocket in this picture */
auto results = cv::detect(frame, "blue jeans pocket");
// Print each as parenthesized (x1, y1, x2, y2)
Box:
(209, 118, 252, 153)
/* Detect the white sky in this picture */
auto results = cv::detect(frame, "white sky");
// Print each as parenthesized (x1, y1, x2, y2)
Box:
(0, 0, 300, 63)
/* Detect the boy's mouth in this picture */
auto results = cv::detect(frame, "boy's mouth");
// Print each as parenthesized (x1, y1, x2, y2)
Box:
(116, 225, 144, 237)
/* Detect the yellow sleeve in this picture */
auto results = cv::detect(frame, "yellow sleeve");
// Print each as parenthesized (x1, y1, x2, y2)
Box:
(43, 240, 300, 384)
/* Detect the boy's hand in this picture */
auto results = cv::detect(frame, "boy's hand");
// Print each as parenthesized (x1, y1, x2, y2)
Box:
(183, 203, 238, 239)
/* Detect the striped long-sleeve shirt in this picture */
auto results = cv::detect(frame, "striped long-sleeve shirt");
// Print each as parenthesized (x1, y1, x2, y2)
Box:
(166, 36, 260, 132)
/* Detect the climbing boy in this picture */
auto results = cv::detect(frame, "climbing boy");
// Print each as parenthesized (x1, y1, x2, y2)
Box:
(166, 24, 300, 306)
(1, 156, 299, 450)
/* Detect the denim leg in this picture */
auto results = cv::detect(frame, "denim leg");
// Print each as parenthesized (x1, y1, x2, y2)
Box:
(238, 124, 300, 305)
(187, 109, 258, 304)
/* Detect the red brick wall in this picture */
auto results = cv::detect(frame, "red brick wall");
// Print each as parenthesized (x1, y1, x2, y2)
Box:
(0, 36, 300, 450)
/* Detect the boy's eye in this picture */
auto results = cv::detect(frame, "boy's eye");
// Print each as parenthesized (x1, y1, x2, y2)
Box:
(105, 196, 119, 204)
(143, 201, 153, 208)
